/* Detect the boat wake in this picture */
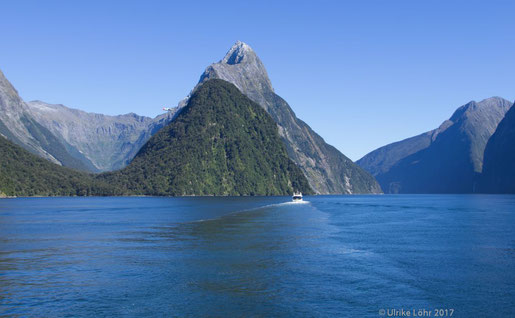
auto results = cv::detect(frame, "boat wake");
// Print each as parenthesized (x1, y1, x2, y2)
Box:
(283, 200, 310, 205)
(188, 200, 310, 224)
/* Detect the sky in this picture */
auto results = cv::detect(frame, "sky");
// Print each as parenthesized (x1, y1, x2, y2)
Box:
(1, 0, 514, 160)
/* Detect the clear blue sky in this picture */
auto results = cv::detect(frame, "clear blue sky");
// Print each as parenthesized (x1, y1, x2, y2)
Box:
(1, 0, 514, 160)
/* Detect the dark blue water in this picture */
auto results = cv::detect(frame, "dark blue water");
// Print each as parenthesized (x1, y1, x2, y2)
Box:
(0, 195, 514, 317)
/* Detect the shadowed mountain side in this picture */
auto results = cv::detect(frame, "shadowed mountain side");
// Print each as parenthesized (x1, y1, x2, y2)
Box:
(100, 80, 312, 196)
(359, 97, 513, 193)
(357, 132, 434, 177)
(480, 102, 515, 193)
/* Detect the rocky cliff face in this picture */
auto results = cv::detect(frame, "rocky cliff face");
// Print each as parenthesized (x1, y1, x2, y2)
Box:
(480, 101, 515, 193)
(27, 101, 174, 171)
(182, 41, 381, 194)
(358, 97, 513, 193)
(1, 69, 175, 172)
(0, 69, 93, 171)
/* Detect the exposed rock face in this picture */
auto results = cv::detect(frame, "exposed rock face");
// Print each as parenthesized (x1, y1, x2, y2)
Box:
(480, 102, 515, 193)
(183, 41, 381, 194)
(1, 69, 176, 172)
(0, 69, 93, 171)
(358, 97, 513, 193)
(27, 101, 175, 171)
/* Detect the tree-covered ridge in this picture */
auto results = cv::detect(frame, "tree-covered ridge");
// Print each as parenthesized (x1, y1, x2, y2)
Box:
(101, 79, 312, 196)
(0, 135, 114, 196)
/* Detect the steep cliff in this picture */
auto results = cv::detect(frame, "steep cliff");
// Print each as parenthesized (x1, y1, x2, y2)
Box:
(480, 101, 515, 193)
(0, 69, 94, 171)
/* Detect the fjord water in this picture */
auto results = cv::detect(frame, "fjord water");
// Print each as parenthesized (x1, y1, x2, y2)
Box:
(0, 196, 514, 317)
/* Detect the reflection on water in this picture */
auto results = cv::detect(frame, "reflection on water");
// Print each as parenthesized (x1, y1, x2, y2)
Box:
(0, 195, 514, 317)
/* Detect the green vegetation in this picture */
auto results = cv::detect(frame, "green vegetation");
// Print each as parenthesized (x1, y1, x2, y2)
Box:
(1, 79, 312, 197)
(0, 135, 114, 196)
(101, 79, 312, 196)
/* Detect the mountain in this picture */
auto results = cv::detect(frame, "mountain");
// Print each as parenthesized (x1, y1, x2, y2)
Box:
(101, 79, 313, 196)
(0, 69, 94, 171)
(358, 97, 513, 193)
(179, 41, 380, 194)
(0, 135, 113, 197)
(27, 100, 175, 171)
(480, 102, 515, 193)
(1, 68, 176, 172)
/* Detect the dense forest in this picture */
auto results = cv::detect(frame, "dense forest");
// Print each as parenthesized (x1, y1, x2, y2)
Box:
(0, 135, 114, 196)
(100, 79, 312, 196)
(1, 80, 312, 197)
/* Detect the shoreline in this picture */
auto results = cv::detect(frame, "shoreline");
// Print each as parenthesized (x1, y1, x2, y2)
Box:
(3, 193, 513, 199)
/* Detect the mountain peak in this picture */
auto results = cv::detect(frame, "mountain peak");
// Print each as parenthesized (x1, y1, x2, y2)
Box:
(477, 96, 512, 108)
(193, 41, 274, 104)
(221, 41, 255, 65)
(449, 96, 512, 123)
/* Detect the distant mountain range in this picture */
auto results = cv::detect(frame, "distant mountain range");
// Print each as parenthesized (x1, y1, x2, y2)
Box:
(358, 97, 514, 193)
(0, 70, 93, 171)
(0, 69, 175, 172)
(27, 100, 174, 171)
